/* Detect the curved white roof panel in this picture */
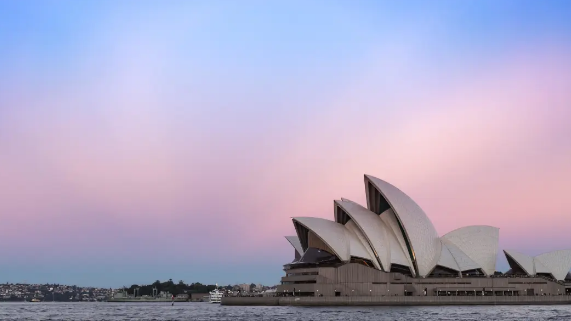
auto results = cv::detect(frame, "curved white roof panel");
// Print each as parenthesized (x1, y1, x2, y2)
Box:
(387, 230, 412, 269)
(442, 240, 480, 272)
(442, 225, 499, 276)
(345, 220, 379, 269)
(504, 250, 534, 275)
(380, 209, 415, 275)
(292, 217, 350, 262)
(437, 241, 460, 272)
(365, 175, 441, 277)
(534, 257, 550, 274)
(335, 199, 391, 271)
(345, 221, 376, 262)
(285, 236, 304, 257)
(535, 250, 571, 281)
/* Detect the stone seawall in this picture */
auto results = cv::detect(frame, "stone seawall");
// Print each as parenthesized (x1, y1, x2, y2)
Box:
(222, 296, 571, 306)
(222, 297, 280, 306)
(107, 298, 188, 303)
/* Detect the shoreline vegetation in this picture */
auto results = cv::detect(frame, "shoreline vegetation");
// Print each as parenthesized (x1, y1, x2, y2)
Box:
(121, 279, 219, 297)
(0, 280, 239, 302)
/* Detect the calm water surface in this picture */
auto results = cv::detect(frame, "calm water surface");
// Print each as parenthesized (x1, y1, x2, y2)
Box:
(0, 302, 570, 321)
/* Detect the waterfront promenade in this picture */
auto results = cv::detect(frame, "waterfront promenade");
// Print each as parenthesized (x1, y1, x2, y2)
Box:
(222, 295, 571, 306)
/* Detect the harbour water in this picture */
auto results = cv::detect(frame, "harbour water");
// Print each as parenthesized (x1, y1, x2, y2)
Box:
(0, 302, 570, 320)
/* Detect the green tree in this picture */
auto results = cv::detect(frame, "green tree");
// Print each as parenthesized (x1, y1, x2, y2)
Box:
(152, 280, 161, 291)
(176, 280, 186, 294)
(128, 284, 139, 295)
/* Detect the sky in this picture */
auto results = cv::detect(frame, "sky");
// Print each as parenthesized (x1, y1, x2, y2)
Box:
(1, 0, 571, 288)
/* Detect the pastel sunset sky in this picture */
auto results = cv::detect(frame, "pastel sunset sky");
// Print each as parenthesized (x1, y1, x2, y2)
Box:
(1, 0, 571, 287)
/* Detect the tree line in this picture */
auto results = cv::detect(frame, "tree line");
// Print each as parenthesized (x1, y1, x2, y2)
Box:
(124, 279, 224, 296)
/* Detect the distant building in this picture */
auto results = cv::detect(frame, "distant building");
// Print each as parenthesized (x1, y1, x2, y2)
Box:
(176, 294, 189, 300)
(238, 284, 250, 293)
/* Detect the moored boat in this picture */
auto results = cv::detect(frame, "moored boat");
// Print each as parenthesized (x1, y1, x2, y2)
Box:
(209, 285, 222, 304)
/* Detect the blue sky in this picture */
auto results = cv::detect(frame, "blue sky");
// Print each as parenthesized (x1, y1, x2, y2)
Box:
(1, 1, 571, 287)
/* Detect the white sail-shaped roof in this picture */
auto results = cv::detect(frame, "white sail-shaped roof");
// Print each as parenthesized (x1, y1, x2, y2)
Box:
(335, 199, 391, 271)
(365, 175, 441, 277)
(387, 229, 412, 269)
(380, 209, 415, 275)
(504, 250, 534, 275)
(501, 249, 571, 280)
(535, 250, 571, 281)
(437, 241, 460, 271)
(345, 221, 376, 262)
(534, 257, 550, 274)
(285, 236, 304, 257)
(292, 217, 350, 261)
(442, 225, 499, 276)
(442, 240, 480, 272)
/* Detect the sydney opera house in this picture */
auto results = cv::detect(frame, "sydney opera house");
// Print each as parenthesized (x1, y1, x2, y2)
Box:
(278, 175, 571, 297)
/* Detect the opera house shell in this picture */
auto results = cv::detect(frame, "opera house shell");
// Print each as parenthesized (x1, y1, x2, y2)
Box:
(278, 175, 571, 297)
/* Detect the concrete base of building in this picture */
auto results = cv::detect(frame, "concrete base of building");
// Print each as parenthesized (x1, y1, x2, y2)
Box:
(221, 296, 571, 306)
(222, 297, 280, 306)
(277, 263, 569, 298)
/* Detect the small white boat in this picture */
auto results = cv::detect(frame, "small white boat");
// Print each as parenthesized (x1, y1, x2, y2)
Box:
(209, 285, 223, 304)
